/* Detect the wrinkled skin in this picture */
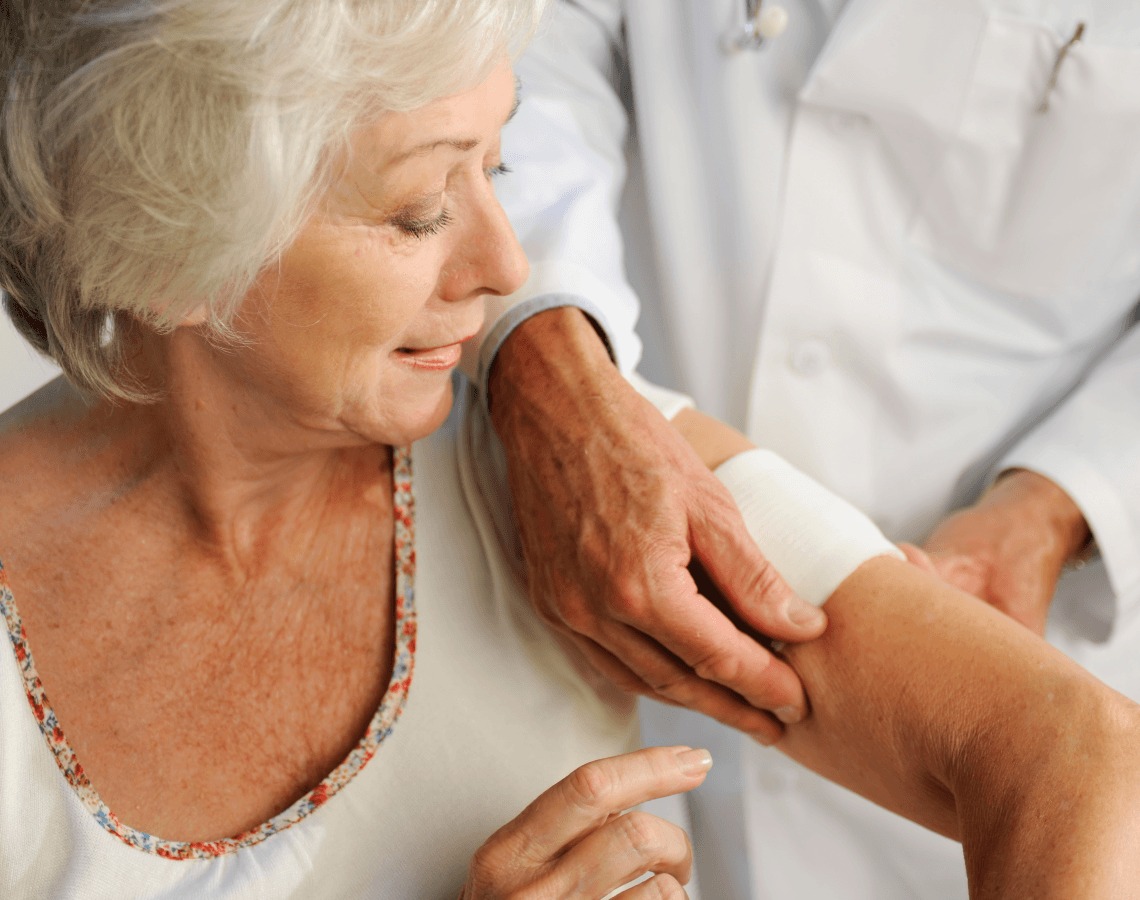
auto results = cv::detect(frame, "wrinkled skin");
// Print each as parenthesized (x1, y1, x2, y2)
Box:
(460, 746, 711, 899)
(489, 308, 827, 743)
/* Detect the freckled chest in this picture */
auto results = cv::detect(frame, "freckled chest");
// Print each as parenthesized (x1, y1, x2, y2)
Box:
(0, 454, 399, 843)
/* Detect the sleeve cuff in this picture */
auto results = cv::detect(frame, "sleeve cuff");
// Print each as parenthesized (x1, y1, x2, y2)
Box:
(998, 445, 1140, 641)
(463, 291, 618, 406)
(460, 258, 643, 397)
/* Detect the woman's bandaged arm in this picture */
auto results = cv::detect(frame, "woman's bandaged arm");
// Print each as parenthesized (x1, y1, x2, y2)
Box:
(636, 373, 901, 605)
(669, 404, 1140, 898)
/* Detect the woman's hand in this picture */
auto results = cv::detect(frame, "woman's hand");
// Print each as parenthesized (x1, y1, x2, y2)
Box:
(460, 746, 713, 899)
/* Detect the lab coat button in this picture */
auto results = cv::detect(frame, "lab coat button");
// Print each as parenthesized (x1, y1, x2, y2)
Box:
(789, 340, 830, 376)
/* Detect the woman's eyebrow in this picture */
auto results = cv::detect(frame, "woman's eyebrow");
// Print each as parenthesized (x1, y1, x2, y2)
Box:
(392, 84, 520, 164)
(395, 138, 479, 162)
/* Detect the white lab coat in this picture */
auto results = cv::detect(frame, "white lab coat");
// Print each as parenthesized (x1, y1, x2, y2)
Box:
(485, 1, 1140, 897)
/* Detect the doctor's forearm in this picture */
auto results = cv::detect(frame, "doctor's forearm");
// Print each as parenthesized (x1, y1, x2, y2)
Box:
(488, 307, 617, 422)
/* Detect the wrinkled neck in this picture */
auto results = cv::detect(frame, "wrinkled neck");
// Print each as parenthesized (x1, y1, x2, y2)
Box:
(96, 323, 393, 571)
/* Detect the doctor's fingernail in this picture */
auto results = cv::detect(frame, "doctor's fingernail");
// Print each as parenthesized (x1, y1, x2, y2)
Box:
(786, 598, 826, 628)
(774, 706, 803, 725)
(676, 748, 714, 775)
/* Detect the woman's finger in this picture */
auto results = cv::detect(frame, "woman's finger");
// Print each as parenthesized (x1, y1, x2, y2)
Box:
(619, 873, 688, 899)
(533, 811, 693, 898)
(492, 746, 712, 867)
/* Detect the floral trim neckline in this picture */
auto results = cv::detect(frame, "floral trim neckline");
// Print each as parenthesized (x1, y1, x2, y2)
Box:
(0, 445, 417, 861)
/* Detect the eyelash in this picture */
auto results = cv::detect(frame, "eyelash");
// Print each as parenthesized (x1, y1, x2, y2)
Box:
(394, 162, 512, 240)
(396, 208, 454, 240)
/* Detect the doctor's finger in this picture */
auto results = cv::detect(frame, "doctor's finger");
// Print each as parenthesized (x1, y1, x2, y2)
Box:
(566, 632, 656, 695)
(689, 490, 827, 643)
(573, 629, 785, 743)
(620, 576, 811, 721)
(535, 811, 694, 898)
(495, 747, 712, 866)
(607, 621, 793, 740)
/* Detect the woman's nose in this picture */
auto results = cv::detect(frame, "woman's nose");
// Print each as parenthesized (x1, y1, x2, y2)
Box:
(480, 213, 529, 298)
(442, 190, 529, 302)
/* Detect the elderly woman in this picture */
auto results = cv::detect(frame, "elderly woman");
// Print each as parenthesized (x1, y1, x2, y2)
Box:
(1, 1, 1138, 898)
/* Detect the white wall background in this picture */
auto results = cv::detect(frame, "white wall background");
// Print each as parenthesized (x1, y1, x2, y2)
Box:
(1, 312, 59, 410)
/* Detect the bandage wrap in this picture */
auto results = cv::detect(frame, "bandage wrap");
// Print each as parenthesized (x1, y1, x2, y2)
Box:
(714, 449, 904, 606)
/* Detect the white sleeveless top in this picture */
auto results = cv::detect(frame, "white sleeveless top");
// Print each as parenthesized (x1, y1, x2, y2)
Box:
(0, 386, 637, 899)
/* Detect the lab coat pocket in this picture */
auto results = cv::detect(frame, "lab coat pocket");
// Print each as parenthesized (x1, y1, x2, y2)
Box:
(910, 16, 1140, 304)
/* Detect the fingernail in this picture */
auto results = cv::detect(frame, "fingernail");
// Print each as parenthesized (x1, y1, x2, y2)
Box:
(774, 705, 803, 725)
(786, 598, 826, 629)
(676, 748, 713, 775)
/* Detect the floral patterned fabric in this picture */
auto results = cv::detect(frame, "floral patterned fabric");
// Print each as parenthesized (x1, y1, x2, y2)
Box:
(0, 445, 417, 860)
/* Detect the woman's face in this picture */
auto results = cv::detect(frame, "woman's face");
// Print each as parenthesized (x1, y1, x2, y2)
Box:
(223, 60, 526, 447)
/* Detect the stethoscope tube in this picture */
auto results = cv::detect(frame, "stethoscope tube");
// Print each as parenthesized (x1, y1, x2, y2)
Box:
(723, 0, 789, 53)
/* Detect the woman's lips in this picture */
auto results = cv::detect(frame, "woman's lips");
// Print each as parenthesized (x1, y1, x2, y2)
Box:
(394, 339, 469, 371)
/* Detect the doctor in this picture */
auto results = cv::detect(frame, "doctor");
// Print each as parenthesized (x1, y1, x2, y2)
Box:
(473, 1, 1140, 897)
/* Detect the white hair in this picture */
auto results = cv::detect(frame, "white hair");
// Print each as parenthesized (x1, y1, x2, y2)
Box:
(0, 0, 545, 399)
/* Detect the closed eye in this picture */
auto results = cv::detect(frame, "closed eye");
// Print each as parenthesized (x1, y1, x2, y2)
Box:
(392, 207, 454, 239)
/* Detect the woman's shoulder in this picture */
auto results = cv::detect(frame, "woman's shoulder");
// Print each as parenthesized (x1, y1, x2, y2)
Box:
(0, 374, 86, 432)
(0, 378, 103, 548)
(0, 377, 87, 478)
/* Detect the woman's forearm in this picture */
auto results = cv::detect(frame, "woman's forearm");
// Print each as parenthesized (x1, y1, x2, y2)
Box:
(671, 407, 1140, 896)
(782, 557, 1140, 895)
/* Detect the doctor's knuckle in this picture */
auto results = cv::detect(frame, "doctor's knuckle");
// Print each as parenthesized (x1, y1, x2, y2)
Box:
(691, 645, 745, 685)
(609, 581, 653, 622)
(557, 599, 600, 636)
(602, 666, 650, 698)
(645, 669, 700, 704)
(698, 482, 736, 517)
(740, 560, 790, 607)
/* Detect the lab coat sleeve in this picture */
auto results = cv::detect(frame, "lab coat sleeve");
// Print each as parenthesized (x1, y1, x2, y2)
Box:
(998, 316, 1140, 639)
(461, 0, 643, 393)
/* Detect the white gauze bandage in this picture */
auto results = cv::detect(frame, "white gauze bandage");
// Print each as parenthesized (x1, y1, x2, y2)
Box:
(714, 449, 904, 606)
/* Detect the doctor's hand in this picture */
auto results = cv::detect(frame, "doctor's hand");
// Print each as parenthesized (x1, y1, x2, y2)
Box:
(461, 746, 710, 899)
(489, 308, 826, 744)
(900, 469, 1091, 635)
